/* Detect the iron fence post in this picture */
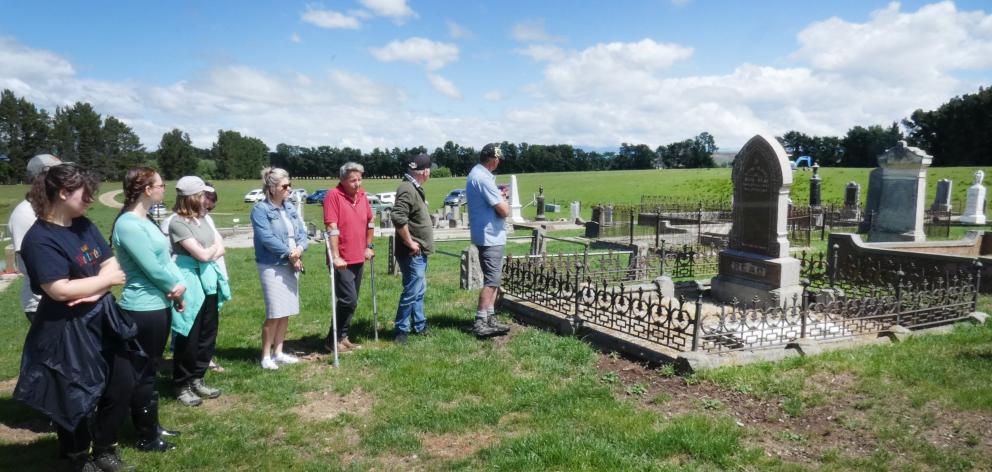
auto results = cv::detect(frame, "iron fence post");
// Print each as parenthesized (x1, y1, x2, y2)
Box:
(807, 208, 813, 247)
(974, 260, 983, 310)
(830, 243, 839, 289)
(655, 210, 661, 249)
(691, 293, 702, 352)
(800, 278, 810, 338)
(696, 202, 703, 245)
(629, 209, 635, 245)
(895, 268, 905, 326)
(573, 261, 584, 333)
(659, 240, 666, 276)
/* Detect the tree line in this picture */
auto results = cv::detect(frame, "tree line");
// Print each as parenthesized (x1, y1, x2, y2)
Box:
(1, 85, 989, 183)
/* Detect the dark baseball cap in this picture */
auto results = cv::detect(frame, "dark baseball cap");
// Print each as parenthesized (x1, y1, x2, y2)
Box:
(481, 143, 502, 160)
(407, 153, 431, 171)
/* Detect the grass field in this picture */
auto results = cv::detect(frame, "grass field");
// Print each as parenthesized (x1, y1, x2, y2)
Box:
(2, 168, 992, 470)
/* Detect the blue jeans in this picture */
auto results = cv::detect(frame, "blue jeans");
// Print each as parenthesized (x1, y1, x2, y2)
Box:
(395, 253, 427, 334)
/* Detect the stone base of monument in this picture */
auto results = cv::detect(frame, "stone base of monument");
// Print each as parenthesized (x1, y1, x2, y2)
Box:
(710, 250, 803, 306)
(868, 228, 926, 242)
(960, 214, 987, 225)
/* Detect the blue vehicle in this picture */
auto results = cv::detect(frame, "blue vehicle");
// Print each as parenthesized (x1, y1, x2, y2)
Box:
(306, 188, 328, 204)
(791, 156, 813, 169)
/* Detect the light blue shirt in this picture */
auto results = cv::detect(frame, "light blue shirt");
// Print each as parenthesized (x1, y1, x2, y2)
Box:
(466, 163, 506, 246)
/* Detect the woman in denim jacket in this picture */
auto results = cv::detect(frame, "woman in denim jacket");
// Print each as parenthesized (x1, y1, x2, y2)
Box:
(251, 167, 309, 370)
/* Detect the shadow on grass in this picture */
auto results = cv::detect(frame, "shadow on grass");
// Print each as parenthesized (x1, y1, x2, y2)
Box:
(0, 439, 59, 471)
(0, 396, 51, 434)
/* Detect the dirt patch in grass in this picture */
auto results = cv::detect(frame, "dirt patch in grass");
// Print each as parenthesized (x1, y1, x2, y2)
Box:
(198, 393, 246, 413)
(595, 355, 880, 465)
(420, 429, 497, 459)
(0, 420, 50, 444)
(0, 377, 17, 394)
(294, 387, 373, 422)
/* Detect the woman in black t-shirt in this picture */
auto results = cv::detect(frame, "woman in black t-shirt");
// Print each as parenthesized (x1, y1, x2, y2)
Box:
(14, 164, 137, 472)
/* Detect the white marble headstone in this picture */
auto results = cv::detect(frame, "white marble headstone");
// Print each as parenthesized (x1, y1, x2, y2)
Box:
(961, 170, 986, 225)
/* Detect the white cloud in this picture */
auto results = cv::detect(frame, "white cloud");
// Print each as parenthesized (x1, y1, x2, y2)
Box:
(370, 37, 459, 71)
(483, 90, 503, 101)
(290, 32, 302, 43)
(447, 20, 474, 39)
(515, 44, 565, 62)
(301, 8, 361, 29)
(427, 73, 462, 99)
(359, 0, 416, 22)
(510, 19, 563, 43)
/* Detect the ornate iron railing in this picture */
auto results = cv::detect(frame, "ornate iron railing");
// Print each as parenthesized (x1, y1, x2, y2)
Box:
(501, 250, 981, 355)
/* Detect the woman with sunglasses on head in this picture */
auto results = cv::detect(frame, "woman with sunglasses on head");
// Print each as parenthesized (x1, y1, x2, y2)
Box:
(14, 163, 138, 471)
(110, 167, 185, 452)
(167, 176, 230, 407)
(250, 167, 308, 370)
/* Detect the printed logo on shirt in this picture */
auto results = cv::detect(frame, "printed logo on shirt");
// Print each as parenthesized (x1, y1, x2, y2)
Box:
(75, 243, 102, 266)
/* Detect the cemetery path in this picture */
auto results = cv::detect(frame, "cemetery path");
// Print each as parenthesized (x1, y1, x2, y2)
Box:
(98, 189, 124, 209)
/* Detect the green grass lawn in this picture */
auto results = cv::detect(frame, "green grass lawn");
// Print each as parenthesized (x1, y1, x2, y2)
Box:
(2, 168, 992, 470)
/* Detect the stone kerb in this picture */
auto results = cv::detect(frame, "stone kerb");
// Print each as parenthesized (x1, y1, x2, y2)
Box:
(711, 134, 802, 306)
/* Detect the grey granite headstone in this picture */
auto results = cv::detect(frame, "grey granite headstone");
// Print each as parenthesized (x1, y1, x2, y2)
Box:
(868, 141, 932, 242)
(931, 179, 952, 212)
(842, 181, 861, 220)
(860, 168, 883, 233)
(711, 134, 802, 306)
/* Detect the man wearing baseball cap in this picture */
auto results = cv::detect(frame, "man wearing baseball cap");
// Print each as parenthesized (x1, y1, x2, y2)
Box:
(7, 153, 62, 322)
(466, 143, 511, 338)
(391, 153, 434, 344)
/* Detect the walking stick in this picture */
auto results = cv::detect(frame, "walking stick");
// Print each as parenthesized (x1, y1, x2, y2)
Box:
(370, 254, 379, 341)
(323, 233, 339, 367)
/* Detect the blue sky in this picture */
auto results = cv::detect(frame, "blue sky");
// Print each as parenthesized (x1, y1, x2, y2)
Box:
(1, 0, 990, 151)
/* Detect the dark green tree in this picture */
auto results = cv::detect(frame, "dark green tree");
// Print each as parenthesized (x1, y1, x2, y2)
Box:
(51, 102, 104, 173)
(157, 129, 198, 180)
(214, 130, 269, 179)
(840, 123, 903, 167)
(101, 116, 146, 180)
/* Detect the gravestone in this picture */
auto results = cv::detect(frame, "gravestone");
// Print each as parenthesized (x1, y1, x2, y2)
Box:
(711, 134, 802, 306)
(867, 141, 932, 242)
(859, 168, 883, 232)
(809, 163, 822, 208)
(841, 181, 861, 220)
(460, 246, 483, 289)
(509, 175, 525, 223)
(961, 170, 987, 225)
(570, 201, 582, 223)
(535, 186, 546, 221)
(931, 179, 953, 213)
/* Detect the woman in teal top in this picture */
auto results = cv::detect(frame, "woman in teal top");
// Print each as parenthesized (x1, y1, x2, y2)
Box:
(110, 167, 185, 452)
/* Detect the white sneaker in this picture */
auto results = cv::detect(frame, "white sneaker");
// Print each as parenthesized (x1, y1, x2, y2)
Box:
(273, 352, 300, 365)
(261, 357, 279, 370)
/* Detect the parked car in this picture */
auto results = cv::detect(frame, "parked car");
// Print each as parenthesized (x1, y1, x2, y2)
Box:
(376, 192, 396, 206)
(244, 188, 265, 203)
(290, 188, 308, 203)
(444, 189, 467, 206)
(306, 188, 328, 204)
(367, 194, 392, 213)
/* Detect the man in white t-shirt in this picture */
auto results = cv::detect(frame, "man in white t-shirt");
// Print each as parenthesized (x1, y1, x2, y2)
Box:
(7, 154, 62, 322)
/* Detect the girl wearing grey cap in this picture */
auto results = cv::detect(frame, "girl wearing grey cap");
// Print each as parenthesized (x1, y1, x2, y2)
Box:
(251, 167, 308, 370)
(168, 176, 231, 406)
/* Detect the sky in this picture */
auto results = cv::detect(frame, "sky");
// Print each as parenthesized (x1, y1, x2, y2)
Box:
(0, 0, 990, 152)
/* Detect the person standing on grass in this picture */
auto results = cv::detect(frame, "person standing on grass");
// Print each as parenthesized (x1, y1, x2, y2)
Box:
(110, 167, 184, 451)
(169, 176, 230, 406)
(7, 153, 61, 323)
(323, 162, 375, 353)
(15, 163, 138, 471)
(251, 167, 308, 370)
(466, 143, 512, 338)
(391, 153, 434, 345)
(202, 184, 227, 373)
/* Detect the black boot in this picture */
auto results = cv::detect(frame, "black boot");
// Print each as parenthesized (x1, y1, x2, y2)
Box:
(65, 451, 100, 472)
(132, 405, 175, 452)
(91, 444, 135, 472)
(151, 393, 180, 438)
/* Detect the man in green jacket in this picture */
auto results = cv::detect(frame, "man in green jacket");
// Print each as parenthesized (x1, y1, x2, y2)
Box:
(391, 153, 434, 344)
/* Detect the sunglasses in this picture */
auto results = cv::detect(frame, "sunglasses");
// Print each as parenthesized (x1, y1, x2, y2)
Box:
(281, 183, 292, 190)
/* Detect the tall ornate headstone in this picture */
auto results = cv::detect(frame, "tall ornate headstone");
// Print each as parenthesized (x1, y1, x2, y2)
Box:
(867, 141, 932, 242)
(931, 179, 953, 213)
(809, 163, 822, 208)
(509, 175, 524, 223)
(711, 134, 802, 306)
(961, 170, 987, 225)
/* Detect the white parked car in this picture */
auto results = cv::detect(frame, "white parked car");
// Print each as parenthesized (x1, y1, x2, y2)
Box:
(376, 192, 396, 206)
(244, 188, 265, 203)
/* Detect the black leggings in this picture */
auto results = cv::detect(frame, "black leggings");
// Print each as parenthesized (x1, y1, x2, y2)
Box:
(122, 307, 171, 408)
(174, 294, 218, 387)
(334, 263, 365, 340)
(56, 350, 138, 454)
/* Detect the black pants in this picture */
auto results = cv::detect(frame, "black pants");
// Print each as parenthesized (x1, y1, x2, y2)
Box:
(173, 294, 218, 387)
(332, 263, 364, 340)
(56, 350, 137, 454)
(122, 307, 171, 408)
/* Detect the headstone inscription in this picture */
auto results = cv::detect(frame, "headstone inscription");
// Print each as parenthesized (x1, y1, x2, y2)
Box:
(711, 134, 802, 306)
(931, 179, 952, 213)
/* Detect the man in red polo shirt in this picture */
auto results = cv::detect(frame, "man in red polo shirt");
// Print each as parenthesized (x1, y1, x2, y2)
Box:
(323, 161, 375, 352)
